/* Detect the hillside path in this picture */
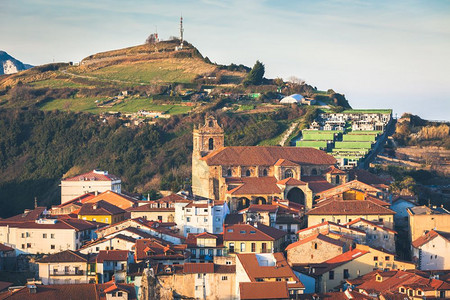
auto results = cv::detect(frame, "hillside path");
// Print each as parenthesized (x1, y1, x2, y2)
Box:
(279, 122, 299, 146)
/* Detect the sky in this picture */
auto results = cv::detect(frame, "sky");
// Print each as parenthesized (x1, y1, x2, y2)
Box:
(1, 0, 450, 120)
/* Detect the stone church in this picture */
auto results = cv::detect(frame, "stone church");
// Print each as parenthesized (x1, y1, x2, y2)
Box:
(192, 116, 347, 212)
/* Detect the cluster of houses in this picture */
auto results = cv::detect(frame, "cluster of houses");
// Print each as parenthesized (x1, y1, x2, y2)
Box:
(311, 110, 392, 132)
(0, 116, 449, 300)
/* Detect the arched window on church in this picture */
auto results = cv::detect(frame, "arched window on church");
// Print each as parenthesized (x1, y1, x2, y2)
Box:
(208, 138, 214, 150)
(311, 168, 318, 176)
(208, 120, 214, 127)
(263, 169, 268, 177)
(285, 169, 293, 178)
(246, 169, 251, 177)
(227, 169, 232, 177)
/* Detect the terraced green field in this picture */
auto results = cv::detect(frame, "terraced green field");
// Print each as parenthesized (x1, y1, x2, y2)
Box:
(334, 141, 373, 149)
(39, 97, 193, 115)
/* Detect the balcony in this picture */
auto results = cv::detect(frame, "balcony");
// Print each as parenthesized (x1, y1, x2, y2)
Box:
(51, 270, 84, 276)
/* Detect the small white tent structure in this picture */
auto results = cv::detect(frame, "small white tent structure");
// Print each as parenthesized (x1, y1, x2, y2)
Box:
(280, 94, 304, 104)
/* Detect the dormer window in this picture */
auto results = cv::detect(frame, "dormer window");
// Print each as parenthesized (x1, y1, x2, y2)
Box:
(284, 169, 293, 178)
(246, 169, 251, 177)
(263, 169, 268, 176)
(227, 169, 232, 177)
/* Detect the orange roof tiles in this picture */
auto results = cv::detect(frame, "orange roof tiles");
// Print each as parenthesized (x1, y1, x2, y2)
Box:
(226, 177, 282, 195)
(285, 233, 345, 250)
(240, 204, 279, 213)
(202, 146, 336, 166)
(274, 158, 299, 167)
(325, 166, 347, 175)
(96, 250, 129, 263)
(325, 248, 369, 264)
(412, 230, 450, 248)
(277, 177, 307, 186)
(301, 176, 335, 193)
(82, 190, 138, 209)
(239, 281, 289, 299)
(345, 218, 397, 234)
(78, 200, 125, 216)
(307, 200, 395, 216)
(183, 263, 215, 274)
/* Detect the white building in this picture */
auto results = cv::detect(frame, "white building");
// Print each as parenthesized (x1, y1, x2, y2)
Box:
(60, 170, 121, 204)
(412, 230, 450, 270)
(280, 94, 304, 104)
(0, 217, 97, 254)
(175, 200, 229, 236)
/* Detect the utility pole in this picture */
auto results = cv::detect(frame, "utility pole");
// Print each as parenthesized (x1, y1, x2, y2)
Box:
(180, 14, 184, 48)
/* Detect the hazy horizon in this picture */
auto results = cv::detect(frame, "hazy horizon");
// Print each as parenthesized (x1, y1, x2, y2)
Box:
(2, 0, 449, 120)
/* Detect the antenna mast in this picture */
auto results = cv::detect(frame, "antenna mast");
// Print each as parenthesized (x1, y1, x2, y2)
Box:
(180, 14, 184, 48)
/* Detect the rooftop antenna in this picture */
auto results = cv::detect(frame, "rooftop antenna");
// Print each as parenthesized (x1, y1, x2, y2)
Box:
(34, 197, 37, 209)
(180, 14, 184, 48)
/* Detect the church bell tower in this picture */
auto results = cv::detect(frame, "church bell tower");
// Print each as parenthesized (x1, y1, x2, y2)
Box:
(192, 115, 224, 158)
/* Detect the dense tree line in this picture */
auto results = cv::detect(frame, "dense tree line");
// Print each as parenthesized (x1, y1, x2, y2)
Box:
(0, 107, 299, 218)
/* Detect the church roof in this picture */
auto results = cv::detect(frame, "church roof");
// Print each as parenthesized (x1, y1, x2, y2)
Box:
(201, 146, 336, 166)
(226, 177, 282, 195)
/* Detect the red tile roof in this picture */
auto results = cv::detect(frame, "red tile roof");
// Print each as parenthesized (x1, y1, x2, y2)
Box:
(2, 207, 47, 222)
(226, 177, 282, 195)
(0, 282, 12, 293)
(96, 250, 129, 263)
(38, 250, 91, 263)
(0, 243, 14, 252)
(0, 217, 99, 232)
(78, 200, 125, 216)
(412, 230, 450, 248)
(298, 291, 375, 300)
(135, 239, 188, 261)
(348, 169, 391, 185)
(307, 200, 395, 216)
(183, 262, 215, 274)
(62, 170, 120, 181)
(240, 204, 279, 213)
(277, 177, 307, 186)
(325, 248, 369, 264)
(237, 253, 304, 288)
(285, 233, 345, 250)
(345, 218, 397, 234)
(202, 146, 336, 166)
(301, 176, 335, 193)
(0, 284, 99, 300)
(239, 281, 289, 299)
(297, 221, 366, 235)
(325, 166, 347, 175)
(224, 223, 287, 241)
(274, 158, 299, 167)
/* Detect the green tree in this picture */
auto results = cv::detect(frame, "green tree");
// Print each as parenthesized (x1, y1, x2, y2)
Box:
(244, 60, 265, 86)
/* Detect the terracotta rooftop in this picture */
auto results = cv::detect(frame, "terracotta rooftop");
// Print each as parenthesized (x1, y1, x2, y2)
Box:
(224, 223, 287, 241)
(135, 239, 188, 261)
(2, 207, 47, 222)
(226, 177, 282, 195)
(0, 282, 12, 293)
(0, 284, 100, 300)
(239, 281, 289, 299)
(240, 204, 279, 214)
(96, 250, 129, 263)
(297, 221, 366, 236)
(276, 177, 307, 186)
(348, 269, 450, 296)
(62, 170, 120, 182)
(82, 190, 138, 209)
(183, 262, 215, 274)
(412, 230, 450, 248)
(301, 176, 335, 193)
(127, 203, 175, 212)
(38, 250, 92, 263)
(345, 218, 397, 234)
(224, 213, 244, 225)
(298, 291, 374, 300)
(0, 243, 14, 252)
(78, 200, 125, 216)
(408, 205, 450, 215)
(325, 166, 347, 175)
(274, 158, 299, 167)
(0, 217, 99, 232)
(285, 233, 345, 250)
(202, 146, 336, 166)
(307, 200, 395, 216)
(237, 253, 304, 288)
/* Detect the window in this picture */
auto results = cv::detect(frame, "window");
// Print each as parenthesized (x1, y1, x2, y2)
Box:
(27, 243, 31, 248)
(400, 287, 405, 293)
(385, 256, 390, 261)
(51, 234, 55, 239)
(208, 138, 214, 150)
(117, 292, 123, 297)
(204, 218, 208, 222)
(26, 232, 30, 237)
(96, 247, 100, 251)
(408, 290, 413, 296)
(314, 243, 318, 250)
(21, 244, 25, 249)
(43, 233, 47, 238)
(263, 169, 268, 176)
(321, 218, 325, 223)
(284, 169, 293, 178)
(227, 169, 232, 177)
(348, 219, 352, 223)
(246, 169, 251, 177)
(191, 249, 196, 255)
(384, 234, 388, 240)
(250, 230, 256, 234)
(65, 266, 69, 273)
(379, 218, 384, 223)
(417, 290, 422, 296)
(240, 230, 246, 234)
(240, 243, 246, 252)
(187, 217, 191, 222)
(51, 245, 55, 249)
(311, 168, 318, 176)
(227, 229, 233, 232)
(21, 233, 25, 238)
(374, 256, 378, 261)
(198, 273, 202, 279)
(221, 276, 228, 280)
(229, 243, 235, 253)
(329, 271, 334, 280)
(343, 269, 349, 279)
(337, 219, 341, 224)
(217, 249, 222, 256)
(215, 217, 221, 222)
(276, 278, 282, 281)
(204, 209, 208, 213)
(335, 176, 340, 184)
(112, 292, 116, 297)
(226, 261, 232, 265)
